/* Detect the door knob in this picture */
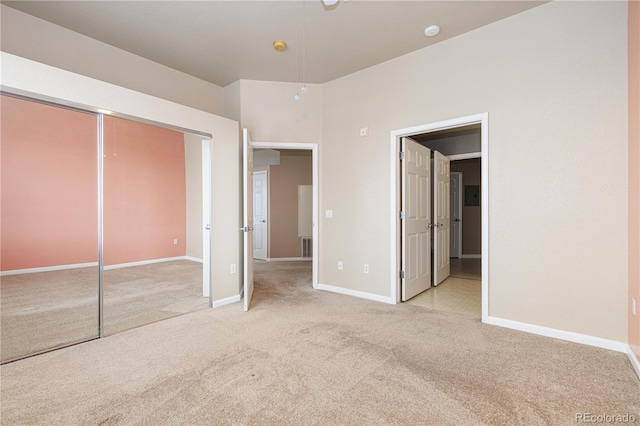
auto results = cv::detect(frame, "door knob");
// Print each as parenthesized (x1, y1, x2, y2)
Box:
(260, 220, 267, 223)
(454, 219, 461, 222)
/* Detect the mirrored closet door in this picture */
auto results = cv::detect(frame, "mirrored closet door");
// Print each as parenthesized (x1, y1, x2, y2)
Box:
(1, 94, 100, 363)
(1, 94, 211, 363)
(102, 116, 209, 335)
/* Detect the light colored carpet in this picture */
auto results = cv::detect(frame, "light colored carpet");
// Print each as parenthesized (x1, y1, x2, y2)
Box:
(1, 261, 638, 425)
(0, 260, 206, 362)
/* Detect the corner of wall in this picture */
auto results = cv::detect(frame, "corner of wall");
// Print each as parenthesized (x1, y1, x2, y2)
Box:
(628, 0, 640, 363)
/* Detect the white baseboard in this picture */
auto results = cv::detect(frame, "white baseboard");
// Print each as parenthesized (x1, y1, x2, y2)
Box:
(267, 257, 312, 262)
(317, 283, 395, 304)
(1, 262, 98, 276)
(2, 256, 199, 276)
(104, 256, 187, 270)
(628, 346, 640, 380)
(212, 294, 241, 308)
(484, 316, 627, 353)
(460, 254, 482, 259)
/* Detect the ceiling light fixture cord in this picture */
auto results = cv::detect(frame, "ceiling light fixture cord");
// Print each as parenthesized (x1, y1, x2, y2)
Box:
(294, 0, 301, 101)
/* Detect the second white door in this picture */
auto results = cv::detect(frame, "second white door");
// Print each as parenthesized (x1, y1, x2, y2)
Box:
(433, 151, 451, 285)
(253, 170, 268, 261)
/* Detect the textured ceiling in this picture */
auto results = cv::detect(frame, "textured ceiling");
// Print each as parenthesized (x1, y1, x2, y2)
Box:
(2, 1, 545, 87)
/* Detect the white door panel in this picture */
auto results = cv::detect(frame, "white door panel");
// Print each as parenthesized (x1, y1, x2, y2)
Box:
(433, 151, 451, 286)
(401, 137, 431, 301)
(253, 171, 267, 261)
(242, 129, 254, 311)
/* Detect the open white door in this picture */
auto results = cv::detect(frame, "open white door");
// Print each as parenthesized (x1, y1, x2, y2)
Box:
(242, 129, 254, 311)
(202, 140, 212, 299)
(433, 150, 451, 285)
(401, 137, 432, 301)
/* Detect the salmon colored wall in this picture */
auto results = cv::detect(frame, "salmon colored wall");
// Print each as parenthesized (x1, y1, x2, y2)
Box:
(1, 95, 98, 270)
(103, 116, 186, 265)
(628, 0, 640, 361)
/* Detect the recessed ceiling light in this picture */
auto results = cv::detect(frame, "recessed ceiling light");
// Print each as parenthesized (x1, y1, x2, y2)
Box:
(424, 25, 441, 37)
(273, 40, 287, 52)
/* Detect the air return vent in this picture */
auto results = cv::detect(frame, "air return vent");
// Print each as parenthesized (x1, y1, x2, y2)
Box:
(301, 238, 312, 258)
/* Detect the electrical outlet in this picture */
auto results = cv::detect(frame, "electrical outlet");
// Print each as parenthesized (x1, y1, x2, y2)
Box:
(359, 127, 369, 137)
(230, 264, 237, 274)
(633, 298, 637, 316)
(363, 264, 369, 273)
(338, 261, 343, 271)
(173, 238, 178, 245)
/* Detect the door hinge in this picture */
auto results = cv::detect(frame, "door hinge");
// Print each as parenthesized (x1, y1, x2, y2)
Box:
(399, 151, 405, 161)
(400, 270, 405, 280)
(399, 211, 405, 220)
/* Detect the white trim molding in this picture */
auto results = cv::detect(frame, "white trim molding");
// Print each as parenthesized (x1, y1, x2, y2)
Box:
(267, 257, 312, 262)
(0, 262, 98, 276)
(104, 256, 188, 270)
(317, 283, 395, 304)
(628, 346, 640, 380)
(2, 256, 203, 276)
(212, 294, 241, 308)
(485, 316, 628, 353)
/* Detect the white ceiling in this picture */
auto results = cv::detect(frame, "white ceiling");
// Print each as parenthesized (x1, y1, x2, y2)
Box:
(2, 0, 545, 87)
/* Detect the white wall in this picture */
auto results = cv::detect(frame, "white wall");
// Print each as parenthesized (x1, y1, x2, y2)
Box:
(237, 80, 323, 143)
(0, 5, 225, 116)
(0, 53, 241, 302)
(223, 80, 241, 122)
(320, 1, 628, 343)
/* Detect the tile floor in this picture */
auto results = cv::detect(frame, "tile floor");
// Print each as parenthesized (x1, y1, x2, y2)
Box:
(406, 258, 481, 319)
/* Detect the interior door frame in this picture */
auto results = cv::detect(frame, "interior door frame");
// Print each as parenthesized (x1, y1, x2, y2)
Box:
(251, 141, 319, 289)
(390, 113, 488, 322)
(450, 171, 463, 259)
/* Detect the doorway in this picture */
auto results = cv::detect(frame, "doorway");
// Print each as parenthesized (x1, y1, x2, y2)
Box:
(390, 113, 488, 321)
(241, 137, 319, 311)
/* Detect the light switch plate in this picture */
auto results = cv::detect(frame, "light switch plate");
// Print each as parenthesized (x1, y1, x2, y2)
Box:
(325, 210, 333, 219)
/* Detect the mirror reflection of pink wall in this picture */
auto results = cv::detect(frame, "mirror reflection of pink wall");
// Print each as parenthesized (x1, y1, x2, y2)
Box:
(1, 95, 98, 271)
(103, 116, 186, 266)
(1, 96, 187, 271)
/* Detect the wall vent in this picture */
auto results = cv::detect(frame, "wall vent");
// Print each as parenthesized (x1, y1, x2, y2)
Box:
(301, 237, 312, 258)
